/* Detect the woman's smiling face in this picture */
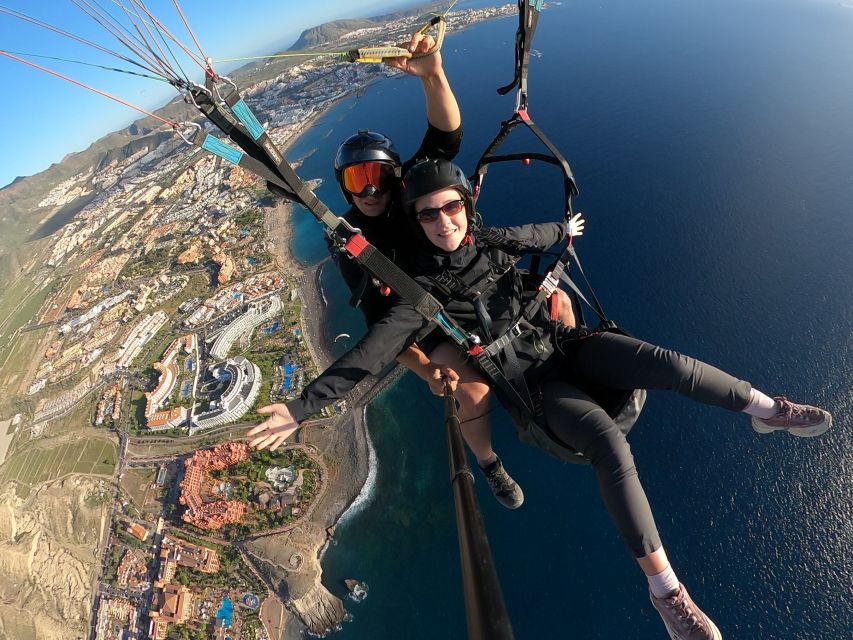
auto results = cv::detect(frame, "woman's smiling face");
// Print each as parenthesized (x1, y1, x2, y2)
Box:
(414, 188, 468, 252)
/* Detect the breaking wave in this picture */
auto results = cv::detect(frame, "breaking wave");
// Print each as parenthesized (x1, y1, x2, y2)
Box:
(337, 405, 377, 526)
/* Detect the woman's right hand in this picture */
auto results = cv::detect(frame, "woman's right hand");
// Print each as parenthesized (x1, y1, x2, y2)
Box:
(426, 365, 459, 396)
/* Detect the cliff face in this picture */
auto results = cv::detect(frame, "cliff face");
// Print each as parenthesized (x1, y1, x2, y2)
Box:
(246, 520, 347, 637)
(0, 477, 110, 640)
(289, 582, 347, 636)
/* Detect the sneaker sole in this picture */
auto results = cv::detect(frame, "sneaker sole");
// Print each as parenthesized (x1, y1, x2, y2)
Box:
(661, 617, 723, 640)
(752, 415, 832, 438)
(496, 488, 524, 510)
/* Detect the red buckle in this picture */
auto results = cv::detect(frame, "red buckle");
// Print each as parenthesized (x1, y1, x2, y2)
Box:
(379, 285, 391, 296)
(549, 292, 559, 321)
(344, 234, 369, 257)
(468, 345, 484, 356)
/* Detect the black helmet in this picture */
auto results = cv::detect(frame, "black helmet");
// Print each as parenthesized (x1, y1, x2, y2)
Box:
(334, 130, 401, 203)
(402, 158, 474, 221)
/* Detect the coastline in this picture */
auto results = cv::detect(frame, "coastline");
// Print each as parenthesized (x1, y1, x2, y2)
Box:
(258, 98, 377, 640)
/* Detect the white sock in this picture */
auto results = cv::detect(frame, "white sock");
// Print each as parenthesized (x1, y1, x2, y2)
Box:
(742, 389, 779, 419)
(648, 564, 680, 599)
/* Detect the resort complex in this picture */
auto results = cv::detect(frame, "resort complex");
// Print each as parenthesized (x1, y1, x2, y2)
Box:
(179, 442, 250, 531)
(191, 356, 262, 434)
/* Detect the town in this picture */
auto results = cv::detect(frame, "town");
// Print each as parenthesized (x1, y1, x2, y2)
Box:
(0, 4, 517, 639)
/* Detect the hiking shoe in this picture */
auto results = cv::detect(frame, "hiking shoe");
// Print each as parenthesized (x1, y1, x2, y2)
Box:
(651, 583, 722, 640)
(751, 396, 832, 437)
(479, 456, 524, 509)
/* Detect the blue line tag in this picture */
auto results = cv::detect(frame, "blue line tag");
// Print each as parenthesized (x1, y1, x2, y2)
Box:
(232, 99, 265, 141)
(434, 312, 467, 344)
(534, 0, 544, 11)
(201, 135, 244, 165)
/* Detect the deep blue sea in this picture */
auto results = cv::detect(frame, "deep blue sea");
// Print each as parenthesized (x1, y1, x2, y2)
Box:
(284, 0, 852, 637)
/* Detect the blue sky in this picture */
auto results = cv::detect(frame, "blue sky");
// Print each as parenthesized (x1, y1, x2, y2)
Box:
(0, 0, 426, 188)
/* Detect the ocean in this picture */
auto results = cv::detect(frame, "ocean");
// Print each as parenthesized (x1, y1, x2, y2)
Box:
(285, 0, 853, 637)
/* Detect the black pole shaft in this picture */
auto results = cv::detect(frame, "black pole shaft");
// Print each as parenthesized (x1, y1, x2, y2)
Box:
(444, 384, 514, 640)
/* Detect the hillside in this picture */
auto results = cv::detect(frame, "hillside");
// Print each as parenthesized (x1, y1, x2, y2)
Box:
(0, 1, 448, 285)
(291, 3, 445, 49)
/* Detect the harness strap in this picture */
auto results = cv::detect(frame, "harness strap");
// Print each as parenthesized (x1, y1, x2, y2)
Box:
(496, 0, 544, 105)
(470, 350, 537, 422)
(483, 322, 526, 359)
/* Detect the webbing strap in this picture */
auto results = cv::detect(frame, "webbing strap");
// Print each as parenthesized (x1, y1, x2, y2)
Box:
(483, 323, 524, 358)
(496, 0, 544, 105)
(472, 351, 536, 421)
(473, 110, 578, 217)
(474, 0, 578, 216)
(347, 239, 445, 320)
(498, 338, 536, 415)
(191, 89, 296, 198)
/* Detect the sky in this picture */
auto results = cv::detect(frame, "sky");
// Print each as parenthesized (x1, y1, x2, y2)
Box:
(0, 0, 428, 189)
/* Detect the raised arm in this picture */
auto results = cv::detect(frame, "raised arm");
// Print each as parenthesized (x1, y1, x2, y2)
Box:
(386, 32, 461, 132)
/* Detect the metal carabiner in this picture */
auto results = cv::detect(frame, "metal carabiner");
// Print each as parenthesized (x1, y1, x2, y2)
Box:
(210, 75, 239, 104)
(175, 122, 203, 145)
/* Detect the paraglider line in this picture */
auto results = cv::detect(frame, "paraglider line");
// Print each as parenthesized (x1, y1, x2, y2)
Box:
(0, 4, 163, 78)
(0, 49, 177, 127)
(172, 0, 210, 73)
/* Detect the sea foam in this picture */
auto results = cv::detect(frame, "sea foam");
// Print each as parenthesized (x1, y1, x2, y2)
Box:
(337, 405, 378, 527)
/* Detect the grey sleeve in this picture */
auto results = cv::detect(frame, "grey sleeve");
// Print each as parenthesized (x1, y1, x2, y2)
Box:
(477, 222, 567, 254)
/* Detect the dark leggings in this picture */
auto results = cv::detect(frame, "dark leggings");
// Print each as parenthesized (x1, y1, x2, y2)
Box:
(540, 331, 752, 558)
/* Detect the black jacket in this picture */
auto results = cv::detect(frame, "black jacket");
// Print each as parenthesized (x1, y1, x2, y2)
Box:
(289, 222, 567, 422)
(329, 123, 463, 325)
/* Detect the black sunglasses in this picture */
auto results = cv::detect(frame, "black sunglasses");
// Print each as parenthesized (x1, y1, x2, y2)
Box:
(415, 199, 466, 223)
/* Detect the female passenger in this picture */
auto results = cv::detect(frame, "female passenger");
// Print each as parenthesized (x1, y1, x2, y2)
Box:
(249, 159, 832, 640)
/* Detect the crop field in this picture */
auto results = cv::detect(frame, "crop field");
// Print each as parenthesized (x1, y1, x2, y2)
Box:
(0, 437, 117, 495)
(2, 282, 53, 333)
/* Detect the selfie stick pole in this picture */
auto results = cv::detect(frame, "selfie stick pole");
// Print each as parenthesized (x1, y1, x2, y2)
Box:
(443, 381, 514, 640)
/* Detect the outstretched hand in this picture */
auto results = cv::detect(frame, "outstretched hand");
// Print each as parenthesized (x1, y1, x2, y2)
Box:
(427, 365, 459, 396)
(246, 404, 299, 451)
(567, 212, 586, 237)
(385, 32, 443, 78)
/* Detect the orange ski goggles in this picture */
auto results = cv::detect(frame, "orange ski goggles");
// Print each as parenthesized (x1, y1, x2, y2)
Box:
(341, 162, 398, 197)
